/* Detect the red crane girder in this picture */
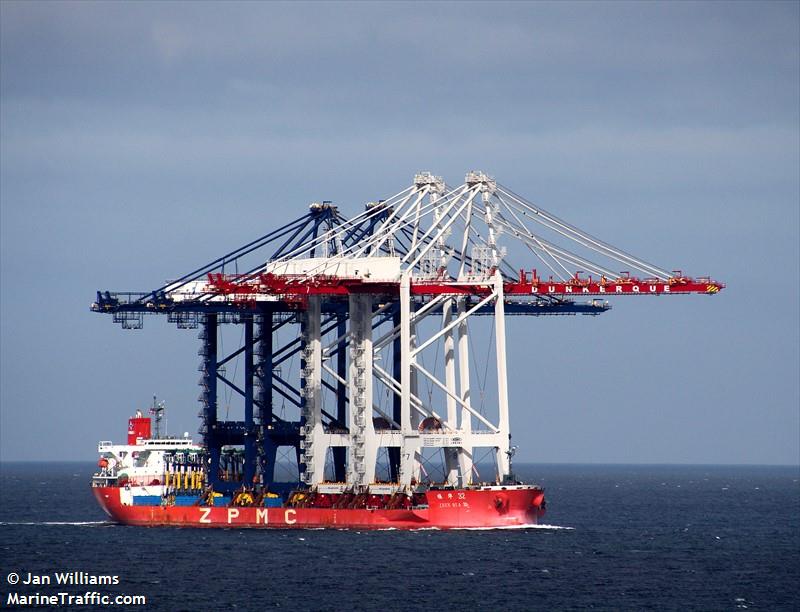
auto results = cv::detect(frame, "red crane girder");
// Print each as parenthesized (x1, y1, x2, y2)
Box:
(204, 271, 725, 299)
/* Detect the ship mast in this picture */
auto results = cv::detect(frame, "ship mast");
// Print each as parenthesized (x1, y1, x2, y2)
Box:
(150, 395, 166, 439)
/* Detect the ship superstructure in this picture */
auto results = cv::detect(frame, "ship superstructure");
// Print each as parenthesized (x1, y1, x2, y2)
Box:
(91, 171, 722, 528)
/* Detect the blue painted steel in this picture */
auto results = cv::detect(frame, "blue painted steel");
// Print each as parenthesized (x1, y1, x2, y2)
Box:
(132, 496, 162, 506)
(136, 214, 313, 304)
(332, 314, 348, 482)
(389, 305, 402, 481)
(270, 215, 320, 259)
(243, 316, 255, 486)
(200, 314, 221, 489)
(257, 310, 279, 487)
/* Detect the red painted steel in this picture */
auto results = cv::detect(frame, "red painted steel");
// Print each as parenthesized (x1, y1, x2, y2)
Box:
(205, 272, 724, 298)
(93, 486, 545, 530)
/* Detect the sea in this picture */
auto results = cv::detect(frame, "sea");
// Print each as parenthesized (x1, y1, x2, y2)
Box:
(0, 463, 797, 611)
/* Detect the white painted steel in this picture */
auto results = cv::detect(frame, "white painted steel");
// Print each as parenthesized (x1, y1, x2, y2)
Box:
(300, 296, 326, 485)
(283, 171, 615, 488)
(348, 293, 378, 486)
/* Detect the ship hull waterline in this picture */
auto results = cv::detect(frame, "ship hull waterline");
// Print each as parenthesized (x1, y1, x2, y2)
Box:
(93, 487, 545, 530)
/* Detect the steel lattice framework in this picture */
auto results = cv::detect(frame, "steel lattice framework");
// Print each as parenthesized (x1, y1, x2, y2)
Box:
(92, 171, 724, 493)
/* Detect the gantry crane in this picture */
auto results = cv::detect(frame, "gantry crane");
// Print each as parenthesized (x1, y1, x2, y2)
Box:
(92, 171, 723, 493)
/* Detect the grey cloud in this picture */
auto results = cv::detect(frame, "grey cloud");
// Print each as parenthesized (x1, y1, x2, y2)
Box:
(1, 0, 797, 463)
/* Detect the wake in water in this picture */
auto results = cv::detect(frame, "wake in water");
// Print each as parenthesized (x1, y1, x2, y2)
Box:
(0, 521, 112, 527)
(451, 524, 574, 531)
(0, 521, 572, 531)
(408, 524, 573, 532)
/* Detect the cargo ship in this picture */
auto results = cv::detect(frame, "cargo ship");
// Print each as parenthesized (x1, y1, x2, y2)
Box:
(92, 410, 546, 529)
(90, 172, 720, 530)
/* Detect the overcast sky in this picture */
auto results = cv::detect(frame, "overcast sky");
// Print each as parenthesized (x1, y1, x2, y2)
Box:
(1, 1, 798, 464)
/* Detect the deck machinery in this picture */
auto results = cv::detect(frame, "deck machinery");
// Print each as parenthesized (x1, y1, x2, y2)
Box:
(92, 171, 724, 494)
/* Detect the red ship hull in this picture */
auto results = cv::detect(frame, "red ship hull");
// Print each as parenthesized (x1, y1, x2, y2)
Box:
(93, 486, 545, 530)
